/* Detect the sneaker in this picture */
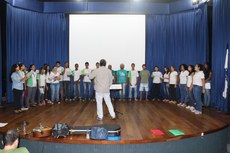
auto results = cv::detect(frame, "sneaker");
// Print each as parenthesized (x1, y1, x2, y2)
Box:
(21, 107, 29, 111)
(194, 110, 202, 115)
(186, 106, 191, 109)
(57, 102, 60, 104)
(111, 116, 116, 120)
(190, 106, 195, 111)
(191, 108, 196, 113)
(181, 104, 186, 107)
(177, 103, 182, 106)
(96, 117, 103, 121)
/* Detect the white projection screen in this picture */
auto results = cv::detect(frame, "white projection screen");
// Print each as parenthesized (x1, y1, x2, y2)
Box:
(69, 14, 146, 70)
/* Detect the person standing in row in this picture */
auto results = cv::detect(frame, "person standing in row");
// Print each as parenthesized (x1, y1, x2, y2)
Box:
(10, 64, 27, 113)
(108, 64, 117, 100)
(190, 64, 205, 115)
(162, 67, 170, 102)
(37, 67, 46, 106)
(82, 62, 92, 101)
(203, 63, 212, 107)
(169, 66, 178, 104)
(49, 66, 61, 104)
(177, 64, 189, 107)
(128, 63, 139, 101)
(72, 63, 81, 100)
(151, 66, 162, 101)
(89, 59, 116, 121)
(45, 65, 52, 104)
(63, 62, 72, 101)
(139, 64, 150, 101)
(26, 64, 37, 108)
(56, 61, 64, 101)
(185, 65, 196, 111)
(18, 63, 28, 111)
(117, 64, 128, 101)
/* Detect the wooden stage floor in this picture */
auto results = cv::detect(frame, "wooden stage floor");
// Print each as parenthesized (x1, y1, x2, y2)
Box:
(0, 100, 229, 144)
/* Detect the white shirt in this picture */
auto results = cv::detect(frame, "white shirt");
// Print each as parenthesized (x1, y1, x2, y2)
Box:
(63, 68, 72, 81)
(57, 66, 64, 81)
(169, 71, 178, 85)
(152, 71, 162, 84)
(49, 72, 60, 84)
(193, 71, 204, 86)
(179, 70, 189, 84)
(18, 70, 25, 83)
(187, 75, 193, 87)
(129, 70, 139, 86)
(82, 68, 91, 82)
(74, 70, 81, 82)
(163, 73, 169, 83)
(46, 72, 51, 84)
(38, 74, 46, 87)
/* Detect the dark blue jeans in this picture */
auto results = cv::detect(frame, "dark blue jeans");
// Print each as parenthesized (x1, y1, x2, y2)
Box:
(193, 85, 202, 112)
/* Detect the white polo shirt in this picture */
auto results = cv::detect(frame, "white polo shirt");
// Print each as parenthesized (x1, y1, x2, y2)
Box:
(193, 71, 204, 86)
(169, 71, 178, 85)
(179, 70, 189, 84)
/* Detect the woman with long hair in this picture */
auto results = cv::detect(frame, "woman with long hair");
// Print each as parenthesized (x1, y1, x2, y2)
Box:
(45, 65, 52, 103)
(10, 64, 27, 113)
(185, 65, 196, 111)
(49, 66, 61, 104)
(190, 64, 205, 115)
(203, 63, 212, 107)
(162, 67, 170, 102)
(169, 66, 178, 104)
(177, 64, 189, 107)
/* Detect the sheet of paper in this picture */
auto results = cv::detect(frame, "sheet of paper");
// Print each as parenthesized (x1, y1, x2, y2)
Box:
(150, 129, 165, 136)
(169, 129, 185, 136)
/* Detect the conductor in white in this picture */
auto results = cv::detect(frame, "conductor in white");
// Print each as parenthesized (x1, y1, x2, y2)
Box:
(89, 59, 116, 121)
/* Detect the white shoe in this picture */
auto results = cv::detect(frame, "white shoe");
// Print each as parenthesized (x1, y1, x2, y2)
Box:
(177, 103, 182, 106)
(191, 108, 196, 113)
(57, 102, 60, 104)
(186, 106, 191, 109)
(21, 107, 29, 111)
(190, 106, 195, 111)
(181, 104, 186, 107)
(194, 110, 202, 115)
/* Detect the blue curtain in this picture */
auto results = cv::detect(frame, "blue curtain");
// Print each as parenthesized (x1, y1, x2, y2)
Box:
(6, 4, 68, 102)
(0, 19, 2, 105)
(146, 4, 208, 73)
(212, 0, 230, 112)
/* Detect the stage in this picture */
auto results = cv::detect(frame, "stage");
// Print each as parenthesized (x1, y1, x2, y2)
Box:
(0, 100, 229, 145)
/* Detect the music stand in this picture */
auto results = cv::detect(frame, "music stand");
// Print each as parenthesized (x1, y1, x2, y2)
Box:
(105, 84, 123, 117)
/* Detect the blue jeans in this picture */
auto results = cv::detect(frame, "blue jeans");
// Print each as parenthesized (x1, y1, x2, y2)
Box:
(50, 83, 60, 102)
(129, 86, 137, 99)
(185, 87, 195, 106)
(204, 89, 211, 106)
(20, 90, 26, 108)
(74, 82, 81, 98)
(83, 82, 91, 99)
(193, 85, 202, 112)
(119, 83, 126, 99)
(162, 82, 169, 99)
(180, 84, 187, 103)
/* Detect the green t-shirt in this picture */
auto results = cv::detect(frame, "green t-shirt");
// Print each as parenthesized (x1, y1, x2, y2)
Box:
(117, 69, 127, 83)
(0, 147, 29, 153)
(140, 70, 150, 84)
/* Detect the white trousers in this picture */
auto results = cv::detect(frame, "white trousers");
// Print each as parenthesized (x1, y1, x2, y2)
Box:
(96, 92, 115, 119)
